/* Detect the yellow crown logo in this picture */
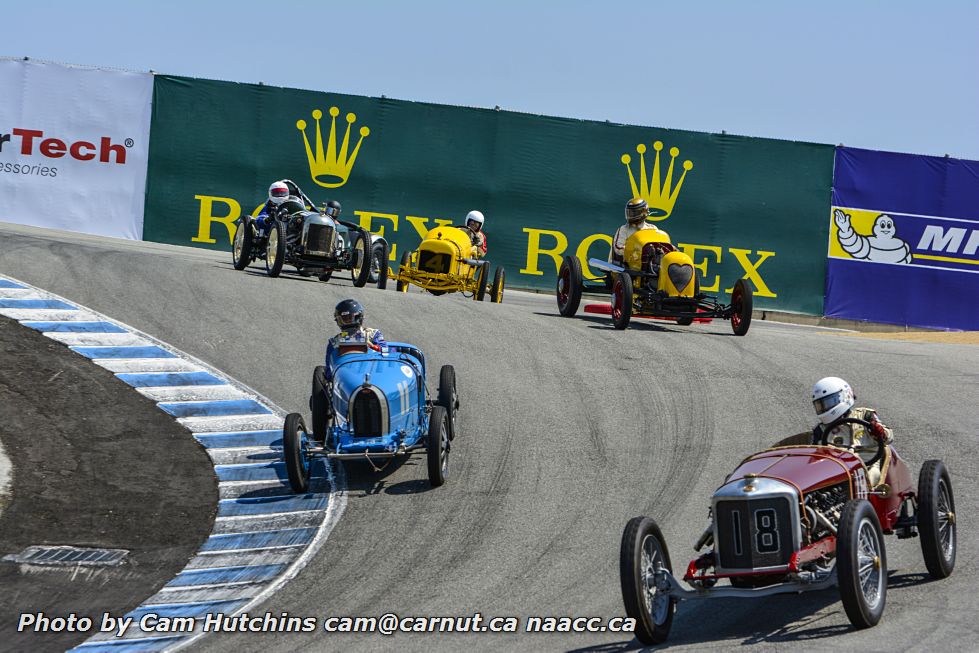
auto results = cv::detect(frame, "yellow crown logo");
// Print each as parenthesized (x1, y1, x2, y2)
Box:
(620, 141, 693, 221)
(296, 106, 370, 188)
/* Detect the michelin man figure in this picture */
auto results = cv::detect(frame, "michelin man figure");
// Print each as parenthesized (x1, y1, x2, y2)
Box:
(834, 209, 912, 263)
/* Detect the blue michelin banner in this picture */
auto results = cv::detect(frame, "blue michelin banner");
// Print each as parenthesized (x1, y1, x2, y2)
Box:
(826, 147, 979, 330)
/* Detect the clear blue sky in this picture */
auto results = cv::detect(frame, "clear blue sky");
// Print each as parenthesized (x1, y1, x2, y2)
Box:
(8, 1, 978, 159)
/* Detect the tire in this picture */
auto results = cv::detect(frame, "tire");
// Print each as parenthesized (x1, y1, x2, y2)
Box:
(318, 270, 333, 282)
(397, 250, 411, 293)
(283, 413, 311, 494)
(371, 240, 389, 289)
(556, 255, 583, 317)
(438, 365, 458, 441)
(427, 405, 449, 487)
(837, 499, 887, 629)
(612, 272, 633, 330)
(490, 266, 505, 303)
(310, 365, 332, 442)
(731, 278, 753, 336)
(620, 516, 675, 645)
(918, 460, 956, 579)
(232, 219, 253, 270)
(351, 230, 372, 287)
(265, 220, 285, 277)
(475, 263, 489, 302)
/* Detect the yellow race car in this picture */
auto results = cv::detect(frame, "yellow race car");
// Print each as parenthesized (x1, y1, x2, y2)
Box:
(556, 225, 753, 335)
(394, 226, 505, 303)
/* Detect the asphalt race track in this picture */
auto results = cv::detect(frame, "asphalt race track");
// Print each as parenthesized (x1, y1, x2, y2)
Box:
(1, 221, 977, 652)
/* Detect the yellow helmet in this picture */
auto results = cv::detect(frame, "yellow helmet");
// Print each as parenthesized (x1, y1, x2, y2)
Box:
(625, 197, 648, 224)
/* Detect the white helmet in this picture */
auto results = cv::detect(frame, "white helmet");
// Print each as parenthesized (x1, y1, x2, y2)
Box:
(812, 377, 855, 425)
(269, 181, 290, 205)
(465, 210, 485, 231)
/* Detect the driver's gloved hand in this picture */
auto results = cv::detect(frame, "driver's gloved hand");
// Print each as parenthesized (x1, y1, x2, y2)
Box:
(811, 425, 823, 444)
(869, 420, 887, 439)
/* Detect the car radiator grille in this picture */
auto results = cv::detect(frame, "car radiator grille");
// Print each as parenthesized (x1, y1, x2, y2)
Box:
(351, 390, 383, 438)
(305, 224, 333, 255)
(715, 497, 794, 570)
(418, 250, 451, 274)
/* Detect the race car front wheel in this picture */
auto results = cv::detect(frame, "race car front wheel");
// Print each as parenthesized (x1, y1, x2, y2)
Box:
(310, 366, 332, 442)
(620, 516, 675, 645)
(475, 263, 489, 302)
(351, 230, 372, 288)
(427, 405, 449, 487)
(265, 220, 285, 278)
(283, 413, 311, 494)
(232, 219, 253, 270)
(438, 365, 458, 440)
(837, 499, 887, 629)
(491, 266, 505, 304)
(612, 273, 633, 330)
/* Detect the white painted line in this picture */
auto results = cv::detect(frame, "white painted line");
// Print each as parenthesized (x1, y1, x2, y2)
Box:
(181, 414, 284, 433)
(0, 288, 41, 298)
(137, 385, 250, 402)
(0, 308, 94, 321)
(95, 358, 204, 373)
(43, 332, 154, 346)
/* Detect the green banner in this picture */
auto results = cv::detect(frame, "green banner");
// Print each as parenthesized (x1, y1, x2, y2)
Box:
(144, 75, 834, 314)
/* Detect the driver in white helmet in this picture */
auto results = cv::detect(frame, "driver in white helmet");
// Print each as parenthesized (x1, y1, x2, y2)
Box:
(458, 210, 487, 256)
(256, 181, 292, 228)
(811, 377, 893, 483)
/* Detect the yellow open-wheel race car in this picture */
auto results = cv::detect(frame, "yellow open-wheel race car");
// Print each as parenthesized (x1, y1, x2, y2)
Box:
(556, 225, 753, 335)
(394, 225, 505, 303)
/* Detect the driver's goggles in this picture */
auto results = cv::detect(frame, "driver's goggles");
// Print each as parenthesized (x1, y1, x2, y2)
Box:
(336, 313, 361, 326)
(813, 391, 844, 414)
(271, 189, 289, 198)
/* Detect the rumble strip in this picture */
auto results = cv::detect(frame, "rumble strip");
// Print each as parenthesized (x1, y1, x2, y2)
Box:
(0, 274, 346, 652)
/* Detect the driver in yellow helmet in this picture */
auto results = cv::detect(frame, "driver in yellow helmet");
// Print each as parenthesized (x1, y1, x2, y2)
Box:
(609, 197, 663, 265)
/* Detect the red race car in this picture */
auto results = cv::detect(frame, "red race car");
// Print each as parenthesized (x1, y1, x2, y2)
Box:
(620, 417, 956, 645)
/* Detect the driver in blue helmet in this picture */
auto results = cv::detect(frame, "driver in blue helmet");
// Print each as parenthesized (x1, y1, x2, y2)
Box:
(324, 299, 387, 381)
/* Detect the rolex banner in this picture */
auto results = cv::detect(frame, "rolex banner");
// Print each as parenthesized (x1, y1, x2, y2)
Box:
(144, 75, 834, 314)
(826, 147, 979, 330)
(0, 59, 153, 239)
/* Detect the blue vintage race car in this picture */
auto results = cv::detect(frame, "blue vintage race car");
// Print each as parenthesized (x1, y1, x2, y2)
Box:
(283, 334, 459, 492)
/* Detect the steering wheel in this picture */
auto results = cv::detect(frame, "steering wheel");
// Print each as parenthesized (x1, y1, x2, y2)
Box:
(818, 417, 886, 469)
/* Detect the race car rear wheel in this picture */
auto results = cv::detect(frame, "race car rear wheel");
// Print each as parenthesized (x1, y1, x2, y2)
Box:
(427, 405, 449, 487)
(438, 365, 458, 441)
(351, 230, 372, 288)
(837, 499, 887, 629)
(265, 220, 285, 278)
(232, 219, 253, 270)
(731, 278, 753, 336)
(612, 273, 633, 330)
(310, 365, 332, 442)
(620, 516, 675, 645)
(475, 263, 489, 301)
(918, 460, 956, 579)
(283, 413, 311, 494)
(556, 255, 583, 317)
(397, 250, 411, 293)
(491, 266, 505, 304)
(370, 240, 389, 290)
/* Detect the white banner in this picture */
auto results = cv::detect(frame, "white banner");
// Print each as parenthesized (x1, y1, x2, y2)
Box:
(0, 59, 152, 240)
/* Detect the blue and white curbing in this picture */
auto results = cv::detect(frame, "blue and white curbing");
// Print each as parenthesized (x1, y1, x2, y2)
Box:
(0, 275, 346, 652)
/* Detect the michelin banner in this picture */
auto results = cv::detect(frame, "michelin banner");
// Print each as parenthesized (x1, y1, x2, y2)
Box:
(144, 75, 834, 313)
(826, 147, 979, 330)
(0, 59, 153, 239)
